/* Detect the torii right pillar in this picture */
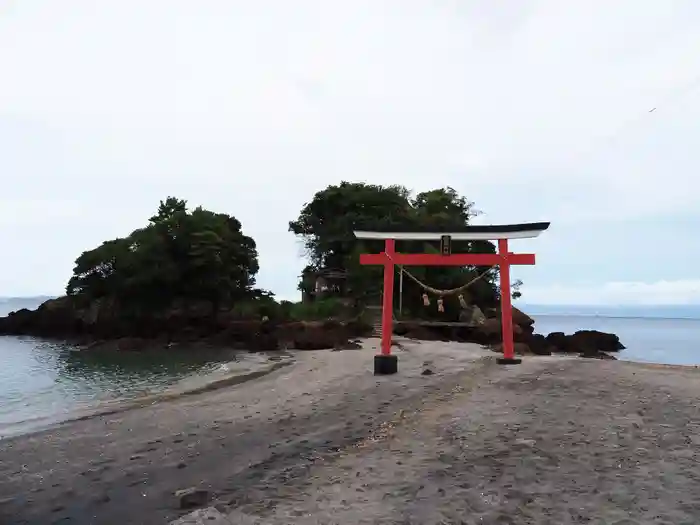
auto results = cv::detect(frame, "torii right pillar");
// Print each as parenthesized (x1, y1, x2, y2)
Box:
(497, 238, 519, 365)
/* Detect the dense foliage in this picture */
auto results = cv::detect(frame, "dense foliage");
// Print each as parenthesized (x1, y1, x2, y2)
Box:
(66, 197, 260, 314)
(62, 186, 522, 324)
(289, 182, 521, 319)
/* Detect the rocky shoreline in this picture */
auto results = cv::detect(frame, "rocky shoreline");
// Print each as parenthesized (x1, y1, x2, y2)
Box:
(0, 297, 374, 351)
(395, 305, 625, 359)
(0, 297, 625, 359)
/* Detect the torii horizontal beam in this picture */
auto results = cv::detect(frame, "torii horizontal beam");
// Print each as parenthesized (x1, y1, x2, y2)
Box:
(360, 252, 535, 266)
(354, 222, 549, 241)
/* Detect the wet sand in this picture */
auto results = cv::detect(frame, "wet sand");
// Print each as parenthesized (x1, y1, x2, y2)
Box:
(1, 340, 699, 524)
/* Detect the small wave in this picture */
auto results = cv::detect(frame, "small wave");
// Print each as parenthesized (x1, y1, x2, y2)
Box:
(163, 353, 287, 396)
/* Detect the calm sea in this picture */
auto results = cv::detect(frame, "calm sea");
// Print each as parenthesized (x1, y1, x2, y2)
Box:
(0, 297, 240, 438)
(0, 298, 698, 438)
(526, 304, 700, 366)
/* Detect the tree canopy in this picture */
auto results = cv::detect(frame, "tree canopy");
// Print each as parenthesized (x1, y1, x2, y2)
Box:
(289, 182, 514, 318)
(63, 188, 521, 323)
(66, 197, 260, 314)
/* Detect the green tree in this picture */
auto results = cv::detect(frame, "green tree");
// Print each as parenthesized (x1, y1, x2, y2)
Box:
(67, 197, 259, 315)
(408, 187, 498, 313)
(289, 182, 507, 317)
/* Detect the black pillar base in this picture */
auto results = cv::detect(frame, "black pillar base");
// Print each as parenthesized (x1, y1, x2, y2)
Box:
(374, 354, 398, 375)
(497, 357, 522, 365)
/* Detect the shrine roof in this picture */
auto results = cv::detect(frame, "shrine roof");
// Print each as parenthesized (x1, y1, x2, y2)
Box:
(353, 222, 550, 241)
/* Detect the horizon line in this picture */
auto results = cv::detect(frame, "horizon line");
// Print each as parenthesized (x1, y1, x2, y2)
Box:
(2, 296, 700, 308)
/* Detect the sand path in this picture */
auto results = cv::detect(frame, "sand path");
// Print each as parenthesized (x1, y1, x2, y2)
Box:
(1, 340, 699, 524)
(254, 357, 700, 525)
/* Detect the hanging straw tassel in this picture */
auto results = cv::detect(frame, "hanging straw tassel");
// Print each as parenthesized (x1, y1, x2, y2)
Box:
(422, 293, 430, 306)
(458, 294, 468, 309)
(437, 298, 445, 313)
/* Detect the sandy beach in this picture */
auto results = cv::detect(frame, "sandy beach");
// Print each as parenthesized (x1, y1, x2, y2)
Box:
(1, 339, 699, 524)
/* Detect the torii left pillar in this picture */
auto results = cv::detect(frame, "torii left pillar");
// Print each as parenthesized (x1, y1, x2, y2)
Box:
(375, 239, 398, 375)
(361, 238, 538, 375)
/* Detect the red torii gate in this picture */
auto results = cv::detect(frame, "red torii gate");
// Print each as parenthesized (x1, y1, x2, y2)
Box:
(355, 223, 550, 374)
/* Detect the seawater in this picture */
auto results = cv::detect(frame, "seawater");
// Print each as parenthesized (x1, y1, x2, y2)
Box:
(0, 297, 281, 439)
(532, 313, 700, 366)
(0, 335, 238, 438)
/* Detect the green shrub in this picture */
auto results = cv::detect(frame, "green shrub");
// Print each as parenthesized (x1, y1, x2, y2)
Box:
(229, 297, 357, 322)
(288, 298, 347, 321)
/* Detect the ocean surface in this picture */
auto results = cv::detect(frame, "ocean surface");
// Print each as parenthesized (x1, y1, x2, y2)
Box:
(0, 297, 245, 438)
(0, 297, 699, 438)
(523, 303, 700, 367)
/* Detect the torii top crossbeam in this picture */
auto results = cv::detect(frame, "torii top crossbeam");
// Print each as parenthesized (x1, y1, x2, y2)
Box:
(354, 222, 550, 374)
(354, 222, 550, 241)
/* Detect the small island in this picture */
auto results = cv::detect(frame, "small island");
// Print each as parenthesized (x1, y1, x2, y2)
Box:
(0, 183, 623, 359)
(4, 184, 700, 525)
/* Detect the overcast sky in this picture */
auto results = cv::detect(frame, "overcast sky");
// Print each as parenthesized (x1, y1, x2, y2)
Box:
(2, 0, 700, 305)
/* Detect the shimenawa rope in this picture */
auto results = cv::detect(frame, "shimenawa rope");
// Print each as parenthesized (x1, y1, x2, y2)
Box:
(384, 252, 495, 297)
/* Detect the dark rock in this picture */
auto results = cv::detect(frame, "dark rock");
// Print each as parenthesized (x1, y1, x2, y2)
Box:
(524, 333, 553, 355)
(478, 317, 502, 339)
(0, 296, 373, 354)
(546, 330, 625, 354)
(512, 307, 534, 328)
(571, 330, 625, 352)
(335, 339, 363, 351)
(0, 299, 84, 337)
(276, 321, 345, 350)
(393, 323, 409, 336)
(421, 368, 434, 376)
(519, 323, 535, 335)
(580, 349, 618, 360)
(470, 318, 524, 345)
(175, 487, 210, 509)
(545, 331, 569, 352)
(394, 322, 445, 342)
